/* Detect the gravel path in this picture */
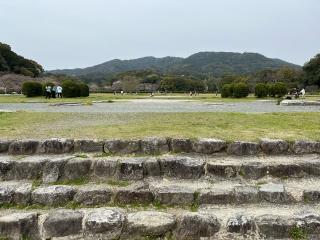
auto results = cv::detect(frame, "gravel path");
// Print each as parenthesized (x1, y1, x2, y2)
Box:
(0, 100, 320, 113)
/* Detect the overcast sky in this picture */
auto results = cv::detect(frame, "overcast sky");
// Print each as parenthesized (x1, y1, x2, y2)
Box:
(0, 0, 319, 70)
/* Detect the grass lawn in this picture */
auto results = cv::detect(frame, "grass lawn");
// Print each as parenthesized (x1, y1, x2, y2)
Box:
(0, 111, 319, 141)
(1, 93, 319, 104)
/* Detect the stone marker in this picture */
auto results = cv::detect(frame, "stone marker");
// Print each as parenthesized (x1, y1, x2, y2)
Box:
(227, 141, 260, 155)
(38, 138, 74, 154)
(118, 158, 144, 180)
(171, 138, 193, 153)
(260, 138, 289, 154)
(104, 139, 141, 155)
(192, 138, 227, 154)
(141, 137, 170, 155)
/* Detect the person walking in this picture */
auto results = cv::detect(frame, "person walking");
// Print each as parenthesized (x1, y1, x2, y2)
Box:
(52, 85, 57, 98)
(56, 85, 63, 98)
(45, 85, 52, 99)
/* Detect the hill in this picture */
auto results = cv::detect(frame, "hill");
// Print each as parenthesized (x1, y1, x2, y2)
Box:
(0, 42, 43, 77)
(49, 52, 301, 82)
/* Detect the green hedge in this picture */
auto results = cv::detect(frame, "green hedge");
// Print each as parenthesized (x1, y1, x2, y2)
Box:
(22, 81, 43, 97)
(62, 80, 89, 98)
(221, 83, 249, 98)
(255, 83, 269, 98)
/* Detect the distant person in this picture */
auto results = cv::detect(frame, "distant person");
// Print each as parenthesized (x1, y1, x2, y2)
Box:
(300, 88, 306, 98)
(45, 85, 51, 99)
(56, 85, 63, 98)
(52, 85, 57, 98)
(121, 90, 124, 95)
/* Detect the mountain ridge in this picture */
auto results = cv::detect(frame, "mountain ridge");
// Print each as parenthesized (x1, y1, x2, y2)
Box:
(49, 52, 301, 78)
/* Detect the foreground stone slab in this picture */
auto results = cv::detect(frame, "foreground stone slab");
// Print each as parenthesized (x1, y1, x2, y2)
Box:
(38, 138, 74, 154)
(114, 184, 154, 204)
(13, 183, 32, 205)
(174, 212, 220, 239)
(74, 185, 112, 206)
(160, 156, 205, 179)
(8, 140, 40, 155)
(199, 188, 235, 204)
(60, 158, 91, 181)
(141, 137, 170, 155)
(0, 185, 15, 204)
(42, 209, 83, 238)
(84, 208, 125, 239)
(7, 158, 47, 180)
(259, 183, 292, 203)
(42, 157, 69, 183)
(260, 138, 289, 154)
(104, 139, 141, 155)
(0, 212, 38, 240)
(125, 211, 176, 238)
(143, 158, 161, 177)
(154, 185, 195, 205)
(92, 158, 118, 180)
(32, 185, 76, 206)
(227, 141, 260, 155)
(192, 138, 227, 154)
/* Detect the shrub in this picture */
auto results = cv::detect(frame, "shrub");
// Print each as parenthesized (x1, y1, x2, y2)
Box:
(233, 83, 249, 98)
(255, 83, 269, 98)
(61, 80, 89, 98)
(221, 84, 232, 98)
(79, 83, 89, 97)
(267, 84, 276, 97)
(273, 82, 287, 97)
(22, 81, 43, 97)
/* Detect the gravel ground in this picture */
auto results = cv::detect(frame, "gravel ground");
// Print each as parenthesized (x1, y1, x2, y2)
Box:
(0, 100, 320, 113)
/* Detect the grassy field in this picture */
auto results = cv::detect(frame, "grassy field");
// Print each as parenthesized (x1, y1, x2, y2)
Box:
(1, 93, 319, 104)
(0, 111, 319, 141)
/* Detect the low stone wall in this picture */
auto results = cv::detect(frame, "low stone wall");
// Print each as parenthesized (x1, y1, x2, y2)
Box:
(1, 207, 320, 240)
(0, 138, 319, 155)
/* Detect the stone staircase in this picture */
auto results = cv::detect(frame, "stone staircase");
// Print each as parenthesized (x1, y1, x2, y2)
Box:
(0, 138, 319, 239)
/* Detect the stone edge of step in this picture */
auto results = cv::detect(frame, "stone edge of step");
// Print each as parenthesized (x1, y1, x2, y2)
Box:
(0, 138, 319, 155)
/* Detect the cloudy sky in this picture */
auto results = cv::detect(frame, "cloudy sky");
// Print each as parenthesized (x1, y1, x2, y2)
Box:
(0, 0, 319, 70)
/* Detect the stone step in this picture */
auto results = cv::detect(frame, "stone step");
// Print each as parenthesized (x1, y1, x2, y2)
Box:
(1, 138, 319, 155)
(0, 154, 319, 183)
(0, 204, 319, 239)
(1, 177, 320, 208)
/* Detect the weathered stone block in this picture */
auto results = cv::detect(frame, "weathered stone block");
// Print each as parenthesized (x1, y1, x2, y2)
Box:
(32, 185, 76, 206)
(125, 211, 176, 238)
(42, 157, 69, 184)
(199, 188, 235, 204)
(84, 208, 125, 239)
(60, 158, 91, 181)
(42, 209, 83, 238)
(160, 156, 205, 179)
(8, 140, 40, 155)
(141, 137, 169, 155)
(104, 139, 141, 155)
(259, 183, 292, 203)
(255, 214, 296, 239)
(143, 158, 161, 177)
(171, 138, 193, 153)
(118, 158, 144, 180)
(227, 215, 255, 233)
(38, 138, 74, 154)
(74, 139, 104, 152)
(13, 183, 32, 205)
(234, 186, 259, 203)
(92, 158, 118, 180)
(192, 138, 227, 154)
(0, 212, 38, 240)
(227, 141, 260, 155)
(74, 186, 112, 206)
(260, 138, 289, 154)
(7, 158, 46, 180)
(303, 190, 320, 202)
(268, 164, 304, 178)
(174, 212, 220, 239)
(292, 140, 320, 154)
(154, 185, 195, 205)
(0, 159, 13, 180)
(239, 163, 268, 179)
(207, 163, 239, 178)
(0, 185, 15, 204)
(115, 188, 154, 204)
(0, 140, 11, 153)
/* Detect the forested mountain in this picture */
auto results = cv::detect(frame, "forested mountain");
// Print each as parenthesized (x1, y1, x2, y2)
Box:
(0, 42, 43, 77)
(50, 52, 300, 82)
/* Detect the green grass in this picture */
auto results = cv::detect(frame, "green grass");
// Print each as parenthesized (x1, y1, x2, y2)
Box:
(0, 111, 319, 141)
(289, 226, 307, 240)
(2, 93, 318, 103)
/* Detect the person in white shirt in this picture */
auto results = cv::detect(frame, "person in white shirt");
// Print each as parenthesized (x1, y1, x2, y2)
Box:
(56, 85, 63, 98)
(300, 88, 306, 98)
